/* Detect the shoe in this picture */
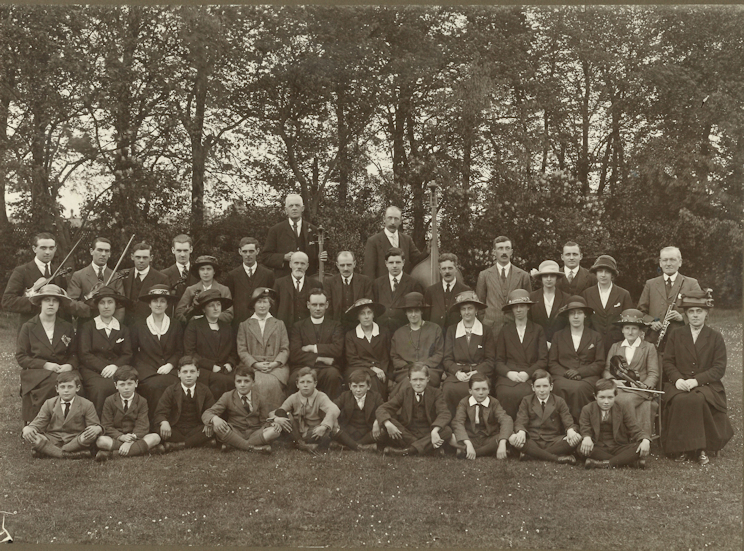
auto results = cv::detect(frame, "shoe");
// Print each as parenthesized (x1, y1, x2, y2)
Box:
(673, 452, 690, 462)
(95, 450, 111, 462)
(220, 444, 232, 453)
(357, 443, 377, 452)
(556, 455, 577, 466)
(247, 445, 272, 455)
(385, 446, 411, 457)
(456, 449, 466, 459)
(635, 459, 646, 469)
(207, 438, 219, 449)
(584, 458, 610, 470)
(697, 450, 710, 466)
(150, 444, 166, 455)
(163, 441, 186, 453)
(31, 449, 42, 459)
(63, 450, 92, 460)
(329, 441, 343, 451)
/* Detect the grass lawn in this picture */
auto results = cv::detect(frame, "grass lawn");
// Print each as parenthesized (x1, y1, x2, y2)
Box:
(0, 310, 741, 548)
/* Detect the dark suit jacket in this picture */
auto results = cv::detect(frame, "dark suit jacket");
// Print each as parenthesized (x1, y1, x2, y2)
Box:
(224, 263, 275, 326)
(78, 319, 133, 372)
(663, 325, 728, 413)
(202, 389, 268, 433)
(363, 230, 423, 280)
(130, 319, 183, 380)
(582, 284, 633, 351)
(153, 381, 215, 427)
(494, 321, 548, 386)
(442, 324, 494, 380)
(548, 327, 605, 379)
(452, 395, 513, 443)
(334, 390, 384, 431)
(161, 263, 200, 306)
(67, 265, 126, 320)
(475, 264, 532, 329)
(184, 317, 238, 370)
(373, 272, 423, 330)
(424, 279, 471, 332)
(122, 268, 170, 325)
(529, 289, 570, 342)
(28, 395, 101, 438)
(556, 266, 597, 296)
(289, 316, 344, 369)
(326, 273, 373, 322)
(376, 385, 451, 430)
(345, 326, 392, 377)
(579, 401, 649, 444)
(2, 260, 70, 327)
(513, 393, 577, 445)
(101, 392, 150, 439)
(273, 275, 322, 330)
(260, 219, 320, 279)
(637, 273, 701, 341)
(16, 315, 78, 395)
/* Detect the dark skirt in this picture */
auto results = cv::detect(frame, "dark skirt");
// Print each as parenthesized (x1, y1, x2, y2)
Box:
(552, 376, 599, 423)
(494, 378, 534, 419)
(662, 384, 734, 454)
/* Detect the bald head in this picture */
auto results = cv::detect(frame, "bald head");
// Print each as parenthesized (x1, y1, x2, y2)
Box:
(285, 194, 304, 221)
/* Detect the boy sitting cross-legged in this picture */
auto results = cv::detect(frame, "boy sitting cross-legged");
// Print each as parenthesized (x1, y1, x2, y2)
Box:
(331, 369, 384, 451)
(449, 374, 513, 460)
(95, 366, 162, 461)
(202, 364, 281, 454)
(22, 371, 102, 459)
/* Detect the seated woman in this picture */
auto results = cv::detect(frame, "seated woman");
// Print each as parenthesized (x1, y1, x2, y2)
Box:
(390, 292, 444, 396)
(78, 285, 133, 417)
(548, 296, 605, 423)
(236, 287, 289, 411)
(442, 291, 494, 416)
(529, 260, 570, 347)
(184, 289, 238, 400)
(344, 298, 391, 400)
(581, 255, 633, 353)
(602, 309, 659, 436)
(662, 290, 733, 465)
(175, 255, 233, 325)
(494, 289, 549, 419)
(16, 284, 79, 423)
(130, 284, 183, 417)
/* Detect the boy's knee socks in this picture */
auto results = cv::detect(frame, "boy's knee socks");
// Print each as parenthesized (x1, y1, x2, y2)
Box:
(36, 439, 64, 458)
(219, 427, 255, 451)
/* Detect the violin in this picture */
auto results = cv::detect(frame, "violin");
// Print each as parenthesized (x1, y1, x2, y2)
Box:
(24, 267, 73, 298)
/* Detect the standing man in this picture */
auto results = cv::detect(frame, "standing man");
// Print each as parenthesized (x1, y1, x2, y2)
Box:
(424, 253, 470, 333)
(121, 242, 169, 325)
(67, 237, 125, 322)
(161, 234, 199, 305)
(372, 248, 424, 331)
(637, 246, 701, 347)
(326, 251, 373, 324)
(557, 241, 597, 296)
(476, 236, 532, 333)
(2, 232, 69, 329)
(224, 237, 275, 326)
(363, 206, 424, 280)
(260, 194, 327, 279)
(273, 252, 321, 331)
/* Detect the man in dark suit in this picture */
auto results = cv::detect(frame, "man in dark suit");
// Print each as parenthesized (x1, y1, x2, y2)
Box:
(260, 194, 327, 279)
(2, 232, 70, 329)
(273, 251, 321, 331)
(363, 206, 424, 280)
(224, 237, 275, 326)
(67, 237, 125, 322)
(288, 288, 345, 399)
(557, 241, 597, 296)
(326, 251, 373, 325)
(372, 248, 424, 331)
(424, 252, 470, 333)
(121, 242, 169, 325)
(161, 234, 199, 305)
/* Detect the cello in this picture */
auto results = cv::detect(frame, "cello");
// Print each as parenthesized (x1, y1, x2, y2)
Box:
(410, 182, 442, 288)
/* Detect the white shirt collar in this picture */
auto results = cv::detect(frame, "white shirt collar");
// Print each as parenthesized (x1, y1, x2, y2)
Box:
(293, 275, 305, 284)
(384, 228, 398, 241)
(289, 218, 302, 232)
(564, 266, 577, 277)
(61, 396, 75, 405)
(181, 383, 196, 395)
(497, 262, 512, 276)
(201, 282, 213, 291)
(176, 262, 189, 272)
(238, 390, 252, 403)
(310, 316, 324, 325)
(243, 263, 256, 276)
(91, 262, 106, 274)
(34, 257, 50, 274)
(356, 322, 380, 339)
(599, 282, 613, 296)
(621, 338, 642, 350)
(250, 312, 273, 321)
(664, 272, 678, 284)
(455, 318, 483, 339)
(388, 272, 401, 285)
(355, 394, 366, 407)
(442, 278, 456, 291)
(468, 396, 490, 408)
(341, 273, 353, 284)
(135, 266, 150, 278)
(94, 316, 120, 332)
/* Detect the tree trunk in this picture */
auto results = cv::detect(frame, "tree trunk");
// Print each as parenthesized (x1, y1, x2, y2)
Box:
(0, 66, 11, 231)
(190, 63, 208, 234)
(577, 59, 591, 194)
(30, 105, 55, 231)
(336, 84, 349, 208)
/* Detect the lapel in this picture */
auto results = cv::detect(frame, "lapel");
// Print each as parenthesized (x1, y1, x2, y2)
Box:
(247, 318, 266, 345)
(625, 342, 644, 371)
(679, 326, 697, 360)
(262, 317, 278, 343)
(30, 319, 56, 354)
(590, 403, 601, 437)
(576, 328, 593, 355)
(542, 395, 556, 420)
(694, 325, 710, 359)
(61, 397, 81, 427)
(115, 393, 127, 413)
(355, 331, 376, 356)
(522, 321, 536, 350)
(611, 404, 622, 437)
(606, 285, 622, 312)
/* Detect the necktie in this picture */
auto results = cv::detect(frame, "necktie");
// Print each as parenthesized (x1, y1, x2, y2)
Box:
(567, 270, 574, 283)
(344, 277, 350, 286)
(123, 399, 129, 412)
(357, 399, 364, 410)
(241, 395, 250, 412)
(445, 282, 451, 294)
(293, 221, 299, 237)
(501, 268, 507, 282)
(180, 266, 186, 279)
(540, 400, 546, 414)
(392, 277, 398, 291)
(295, 278, 301, 292)
(63, 401, 70, 418)
(186, 388, 192, 399)
(136, 273, 143, 283)
(602, 411, 608, 422)
(476, 403, 484, 424)
(416, 392, 422, 403)
(98, 267, 105, 281)
(44, 263, 51, 278)
(247, 266, 253, 279)
(666, 277, 673, 297)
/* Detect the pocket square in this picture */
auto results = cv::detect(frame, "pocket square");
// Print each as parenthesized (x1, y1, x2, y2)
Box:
(116, 338, 124, 344)
(587, 343, 595, 350)
(477, 345, 483, 349)
(613, 302, 621, 308)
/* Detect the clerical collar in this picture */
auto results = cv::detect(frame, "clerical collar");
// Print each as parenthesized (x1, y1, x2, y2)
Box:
(310, 316, 324, 325)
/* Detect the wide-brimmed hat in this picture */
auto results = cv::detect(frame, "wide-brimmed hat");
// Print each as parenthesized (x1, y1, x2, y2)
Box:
(345, 298, 386, 321)
(589, 255, 618, 275)
(530, 260, 564, 278)
(248, 287, 278, 309)
(557, 295, 594, 317)
(190, 255, 220, 277)
(449, 290, 487, 314)
(87, 285, 131, 308)
(29, 284, 71, 306)
(394, 292, 430, 310)
(613, 308, 648, 328)
(193, 289, 233, 315)
(138, 284, 177, 304)
(680, 289, 714, 310)
(501, 289, 536, 312)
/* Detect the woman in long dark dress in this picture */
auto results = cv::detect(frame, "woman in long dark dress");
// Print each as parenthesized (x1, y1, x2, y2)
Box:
(581, 255, 633, 353)
(662, 290, 733, 465)
(344, 298, 391, 399)
(529, 260, 570, 346)
(16, 284, 79, 423)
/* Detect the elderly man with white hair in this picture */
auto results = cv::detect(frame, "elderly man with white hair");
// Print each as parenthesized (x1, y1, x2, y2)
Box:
(261, 194, 327, 279)
(272, 251, 322, 330)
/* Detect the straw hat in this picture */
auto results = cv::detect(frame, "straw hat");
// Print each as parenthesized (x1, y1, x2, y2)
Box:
(530, 260, 564, 278)
(501, 289, 536, 312)
(345, 298, 386, 321)
(29, 284, 71, 306)
(138, 284, 177, 304)
(448, 290, 487, 314)
(613, 308, 648, 327)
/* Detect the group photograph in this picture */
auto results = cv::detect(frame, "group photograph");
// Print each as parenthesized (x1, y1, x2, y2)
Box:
(0, 4, 741, 549)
